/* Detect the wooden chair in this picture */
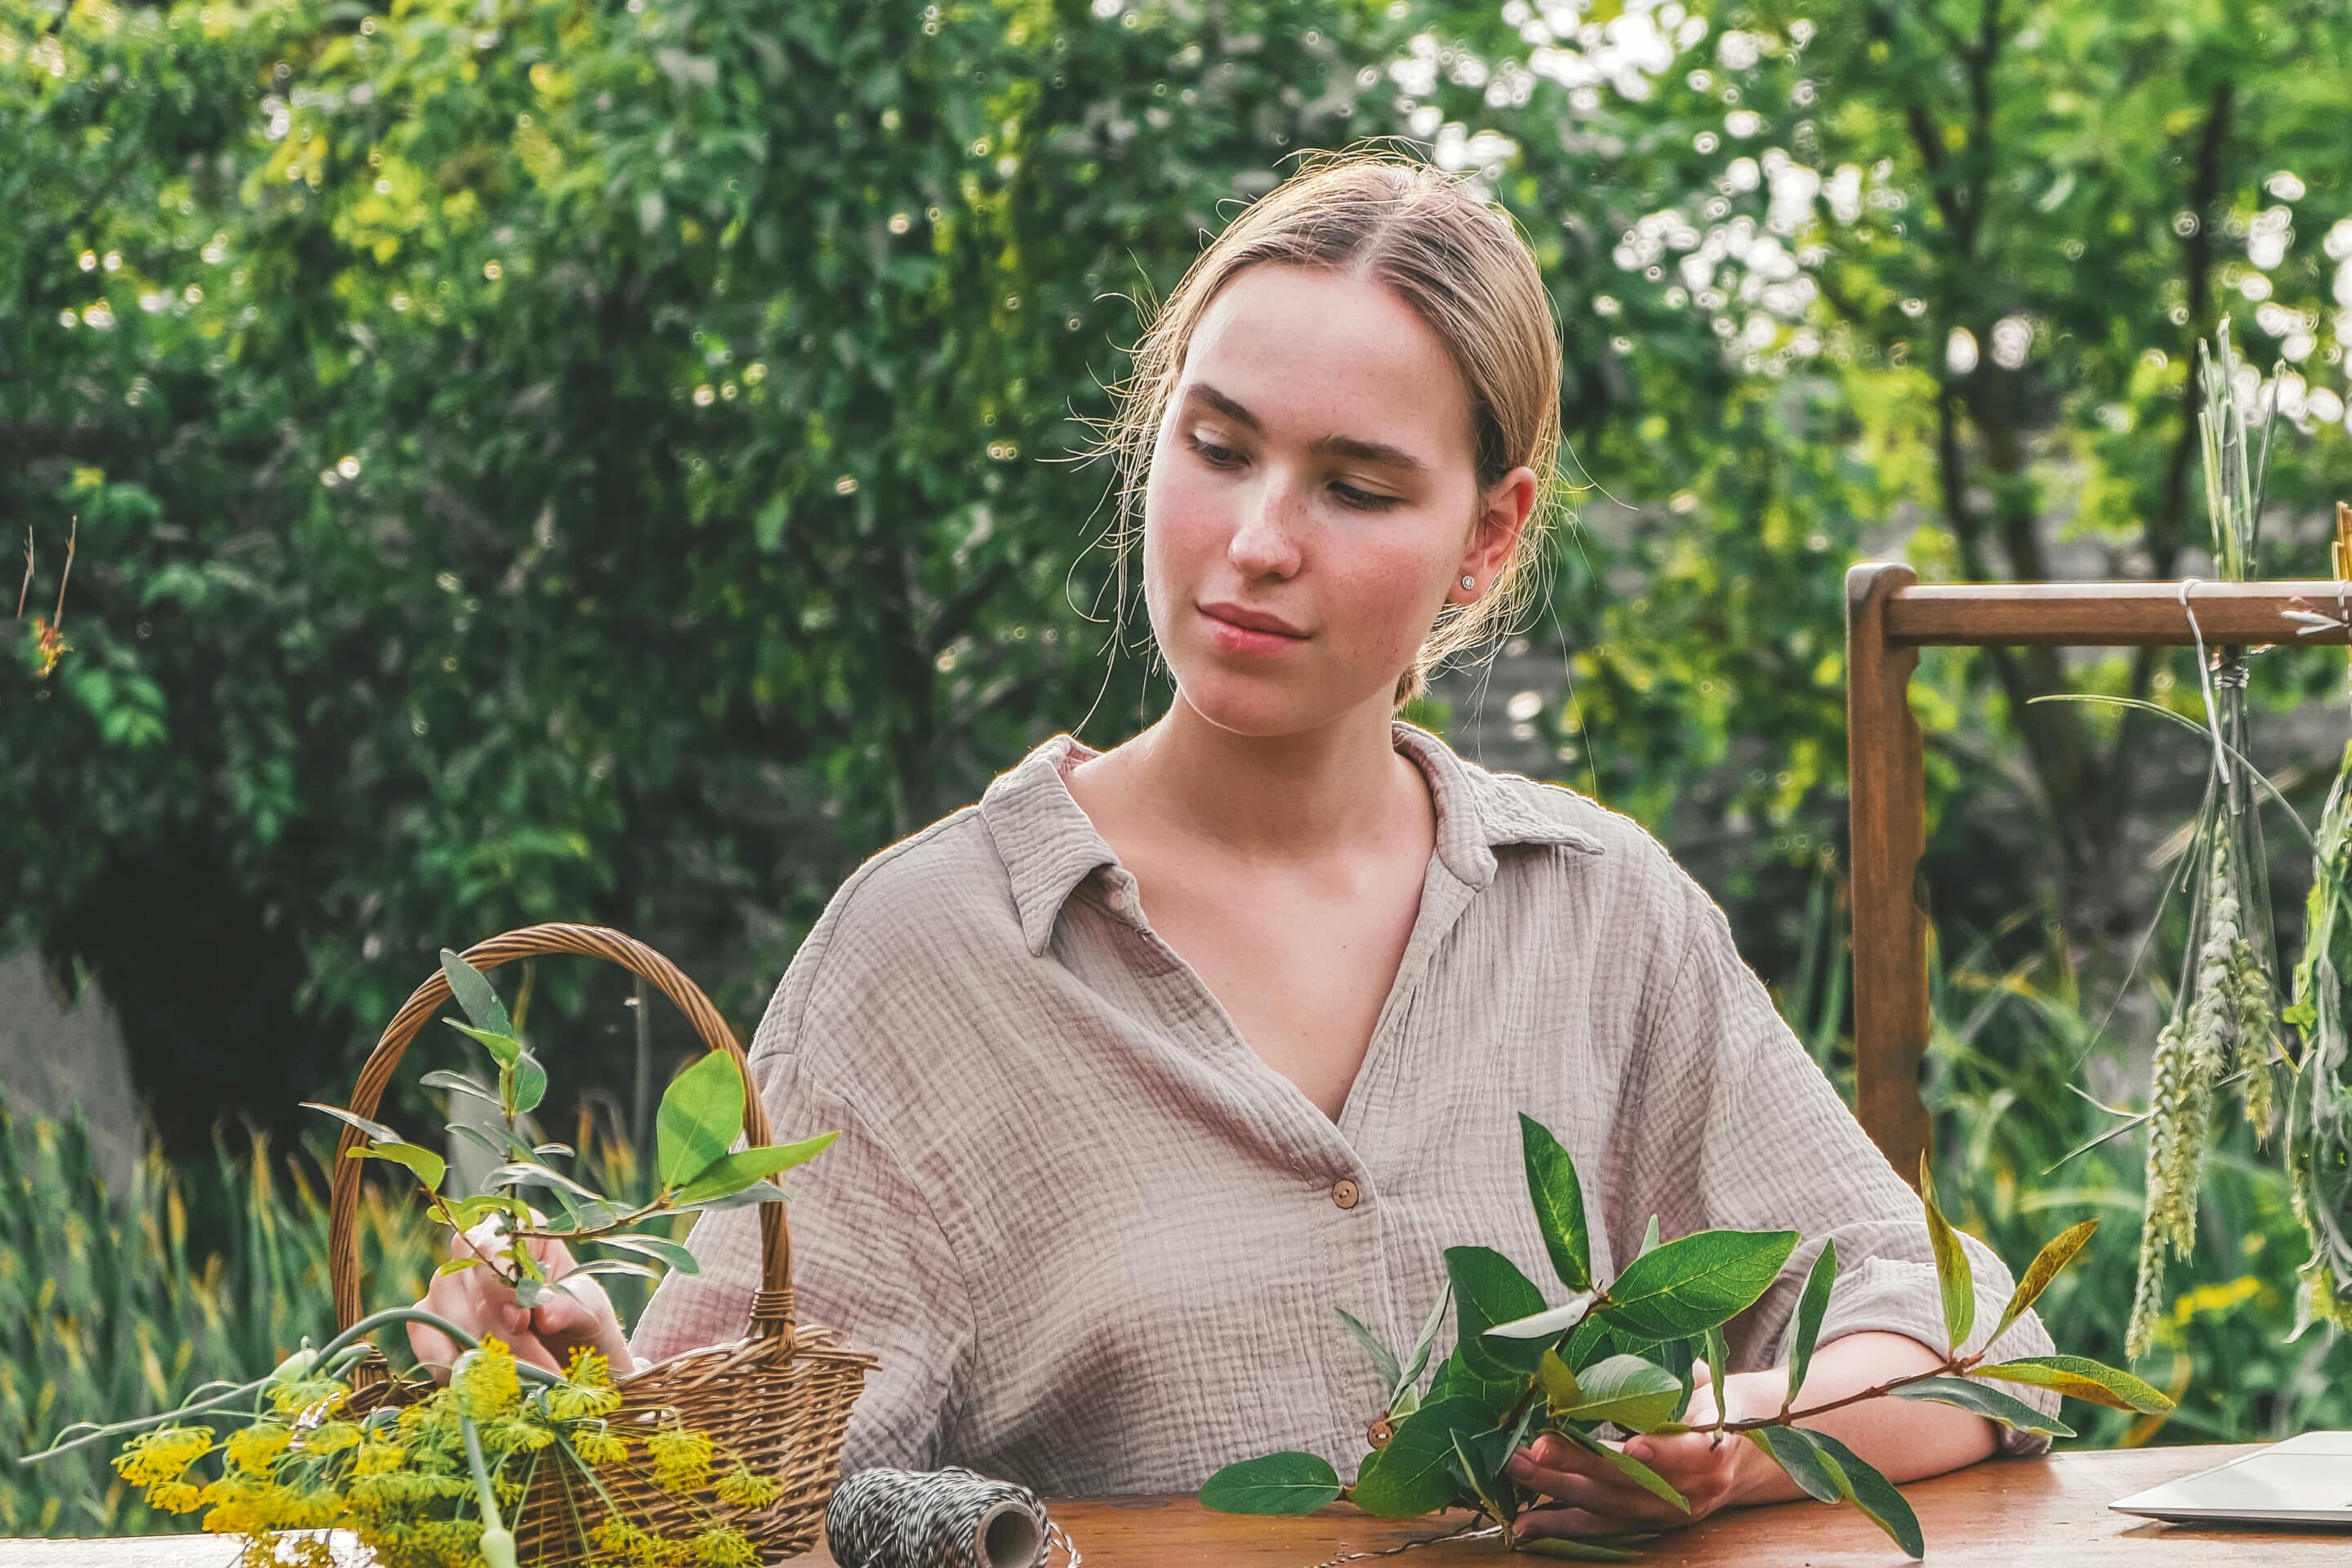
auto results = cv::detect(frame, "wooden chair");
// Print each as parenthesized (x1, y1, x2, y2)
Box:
(1842, 524, 2352, 1183)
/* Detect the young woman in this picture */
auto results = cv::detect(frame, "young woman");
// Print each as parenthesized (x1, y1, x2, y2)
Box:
(412, 150, 2059, 1545)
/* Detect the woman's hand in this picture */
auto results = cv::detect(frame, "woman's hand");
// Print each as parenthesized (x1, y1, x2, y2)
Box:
(407, 1209, 637, 1383)
(1505, 1361, 1761, 1544)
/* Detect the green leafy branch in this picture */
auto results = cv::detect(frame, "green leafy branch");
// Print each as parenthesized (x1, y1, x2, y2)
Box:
(1200, 1116, 2170, 1561)
(308, 950, 835, 1313)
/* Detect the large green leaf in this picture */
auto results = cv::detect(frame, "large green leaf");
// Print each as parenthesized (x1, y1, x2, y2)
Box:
(656, 1051, 748, 1189)
(1992, 1219, 2099, 1342)
(439, 950, 514, 1039)
(1559, 1425, 1689, 1512)
(1806, 1431, 1924, 1559)
(1971, 1356, 2175, 1414)
(1446, 1245, 1550, 1375)
(1746, 1423, 1848, 1505)
(1348, 1396, 1488, 1517)
(1520, 1113, 1592, 1292)
(1785, 1239, 1838, 1410)
(1198, 1452, 1341, 1515)
(1549, 1353, 1682, 1432)
(1597, 1228, 1798, 1343)
(1918, 1156, 1976, 1350)
(1424, 1343, 1525, 1420)
(1889, 1377, 2075, 1437)
(672, 1133, 837, 1204)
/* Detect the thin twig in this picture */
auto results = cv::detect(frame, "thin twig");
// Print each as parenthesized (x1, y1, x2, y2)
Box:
(13, 528, 28, 619)
(52, 514, 74, 628)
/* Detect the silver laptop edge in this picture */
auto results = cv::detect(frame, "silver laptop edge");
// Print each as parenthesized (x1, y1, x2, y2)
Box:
(2109, 1431, 2352, 1528)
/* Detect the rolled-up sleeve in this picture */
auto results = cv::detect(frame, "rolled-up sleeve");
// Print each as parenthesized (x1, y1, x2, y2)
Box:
(630, 946, 976, 1476)
(1614, 875, 2062, 1456)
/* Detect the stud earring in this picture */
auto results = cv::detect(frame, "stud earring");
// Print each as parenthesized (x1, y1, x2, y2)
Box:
(1460, 575, 1476, 592)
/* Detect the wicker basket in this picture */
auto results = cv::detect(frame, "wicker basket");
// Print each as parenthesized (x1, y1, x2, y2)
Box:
(323, 921, 879, 1561)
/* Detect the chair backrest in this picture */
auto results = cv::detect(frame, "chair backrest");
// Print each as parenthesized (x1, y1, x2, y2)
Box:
(1843, 541, 2352, 1184)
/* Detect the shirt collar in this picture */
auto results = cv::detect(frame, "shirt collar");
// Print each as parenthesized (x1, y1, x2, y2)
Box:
(979, 719, 1606, 958)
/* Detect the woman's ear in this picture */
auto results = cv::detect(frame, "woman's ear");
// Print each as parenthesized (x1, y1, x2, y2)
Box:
(1457, 466, 1539, 591)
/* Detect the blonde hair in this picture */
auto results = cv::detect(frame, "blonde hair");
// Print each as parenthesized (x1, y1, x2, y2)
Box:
(1091, 146, 1566, 709)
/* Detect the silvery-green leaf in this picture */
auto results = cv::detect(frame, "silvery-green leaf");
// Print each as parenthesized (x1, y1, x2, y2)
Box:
(1338, 1307, 1403, 1395)
(1485, 1290, 1598, 1341)
(440, 949, 514, 1037)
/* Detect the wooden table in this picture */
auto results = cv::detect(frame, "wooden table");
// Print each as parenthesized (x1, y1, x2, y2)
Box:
(11, 1446, 2346, 1566)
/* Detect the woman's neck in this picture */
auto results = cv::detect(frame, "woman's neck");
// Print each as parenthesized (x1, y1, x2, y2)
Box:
(1068, 696, 1428, 867)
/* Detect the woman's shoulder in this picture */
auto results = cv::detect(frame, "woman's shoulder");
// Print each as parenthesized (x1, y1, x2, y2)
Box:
(746, 802, 1030, 1060)
(1468, 759, 1708, 925)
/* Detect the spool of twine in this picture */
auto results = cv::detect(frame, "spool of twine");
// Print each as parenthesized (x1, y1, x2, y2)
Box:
(825, 1466, 1078, 1568)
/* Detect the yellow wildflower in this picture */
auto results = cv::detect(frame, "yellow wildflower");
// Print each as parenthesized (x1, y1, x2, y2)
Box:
(223, 1422, 294, 1476)
(114, 1426, 215, 1487)
(711, 1466, 779, 1510)
(453, 1338, 523, 1420)
(689, 1526, 755, 1567)
(572, 1428, 628, 1468)
(146, 1480, 205, 1515)
(644, 1427, 713, 1495)
(354, 1439, 408, 1477)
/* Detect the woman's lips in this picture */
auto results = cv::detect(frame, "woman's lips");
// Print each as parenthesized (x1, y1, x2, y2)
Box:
(1201, 607, 1309, 655)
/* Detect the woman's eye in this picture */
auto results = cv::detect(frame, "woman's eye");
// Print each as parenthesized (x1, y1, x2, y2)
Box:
(1185, 434, 1242, 468)
(1333, 483, 1401, 512)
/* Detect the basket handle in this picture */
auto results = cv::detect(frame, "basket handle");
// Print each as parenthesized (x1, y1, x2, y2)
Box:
(326, 921, 803, 1354)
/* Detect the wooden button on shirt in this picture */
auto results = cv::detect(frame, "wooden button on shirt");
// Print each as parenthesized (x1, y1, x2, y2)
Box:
(630, 719, 2062, 1498)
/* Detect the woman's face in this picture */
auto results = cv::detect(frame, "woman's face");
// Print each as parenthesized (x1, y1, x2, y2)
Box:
(1141, 263, 1534, 736)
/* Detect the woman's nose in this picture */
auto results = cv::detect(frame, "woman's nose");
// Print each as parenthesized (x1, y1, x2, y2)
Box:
(1227, 476, 1304, 574)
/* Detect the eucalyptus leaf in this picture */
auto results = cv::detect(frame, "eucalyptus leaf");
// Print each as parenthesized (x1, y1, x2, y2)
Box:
(1971, 1355, 2175, 1414)
(555, 1258, 659, 1283)
(1520, 1113, 1593, 1292)
(1446, 1245, 1549, 1375)
(1636, 1214, 1661, 1258)
(511, 1049, 548, 1117)
(440, 949, 514, 1037)
(1806, 1431, 1924, 1559)
(1918, 1155, 1976, 1350)
(1452, 1431, 1509, 1524)
(1337, 1307, 1402, 1395)
(1198, 1452, 1342, 1516)
(1484, 1289, 1598, 1343)
(301, 1102, 401, 1145)
(1785, 1239, 1838, 1410)
(510, 1276, 555, 1310)
(1552, 1353, 1682, 1432)
(345, 1140, 446, 1192)
(1888, 1377, 2075, 1437)
(1701, 1325, 1730, 1432)
(1560, 1424, 1689, 1512)
(672, 1133, 839, 1205)
(1393, 1281, 1453, 1408)
(1746, 1424, 1850, 1507)
(446, 1122, 507, 1165)
(671, 1178, 791, 1214)
(1537, 1348, 1581, 1412)
(435, 1256, 484, 1277)
(420, 1069, 504, 1110)
(1348, 1396, 1490, 1517)
(443, 1018, 523, 1069)
(1597, 1228, 1799, 1343)
(595, 1232, 701, 1274)
(482, 1160, 600, 1200)
(1992, 1219, 2100, 1342)
(656, 1051, 748, 1189)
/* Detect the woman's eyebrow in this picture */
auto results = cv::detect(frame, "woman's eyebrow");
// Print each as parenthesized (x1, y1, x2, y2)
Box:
(1181, 382, 1431, 473)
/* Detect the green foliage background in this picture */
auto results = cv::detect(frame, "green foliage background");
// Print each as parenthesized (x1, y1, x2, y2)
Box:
(6, 0, 2352, 1530)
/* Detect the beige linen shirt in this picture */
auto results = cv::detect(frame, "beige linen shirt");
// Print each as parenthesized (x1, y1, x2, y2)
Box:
(630, 719, 2060, 1496)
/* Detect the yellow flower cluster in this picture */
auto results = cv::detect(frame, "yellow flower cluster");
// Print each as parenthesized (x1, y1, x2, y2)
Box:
(644, 1427, 715, 1495)
(112, 1333, 760, 1568)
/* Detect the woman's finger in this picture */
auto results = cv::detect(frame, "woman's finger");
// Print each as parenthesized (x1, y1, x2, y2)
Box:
(1512, 1504, 1633, 1543)
(1508, 1443, 1686, 1520)
(1508, 1468, 1685, 1530)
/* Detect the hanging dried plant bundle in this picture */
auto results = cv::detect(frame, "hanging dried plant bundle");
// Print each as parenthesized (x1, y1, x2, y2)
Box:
(2121, 319, 2287, 1361)
(2283, 738, 2352, 1336)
